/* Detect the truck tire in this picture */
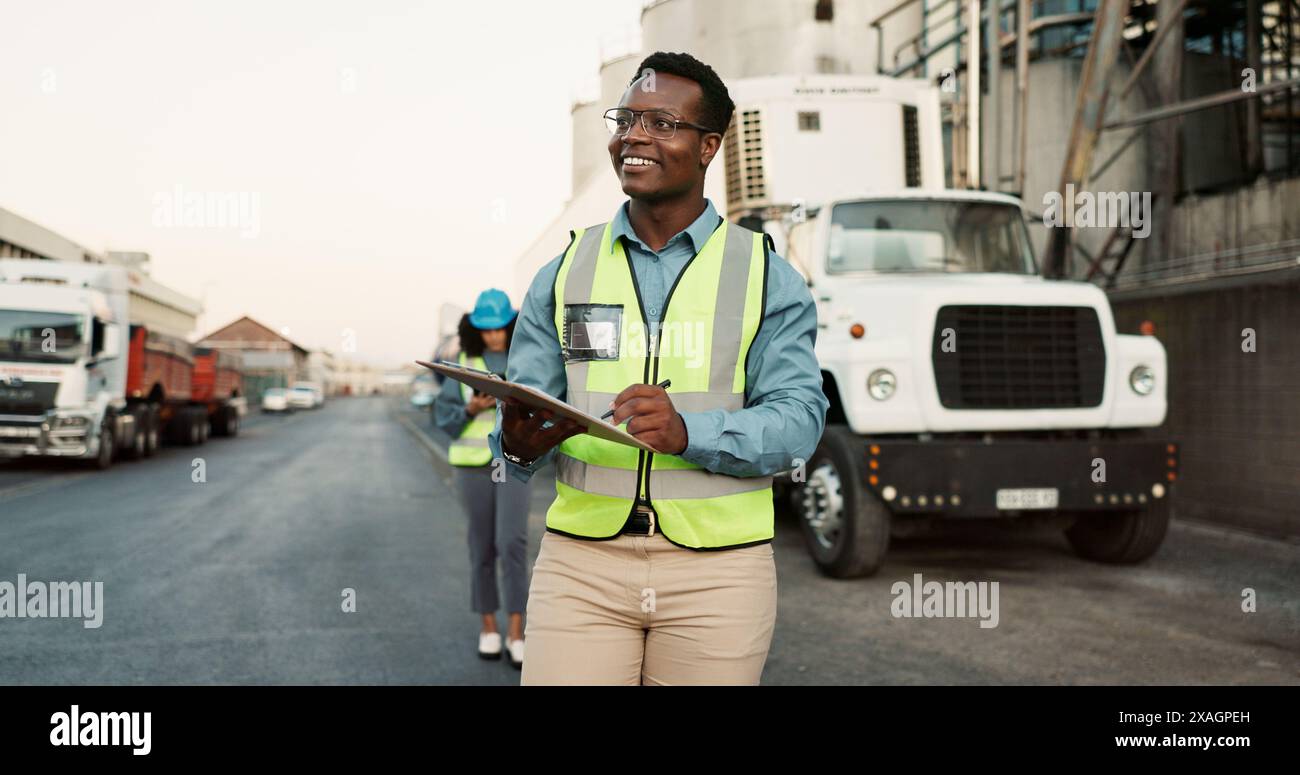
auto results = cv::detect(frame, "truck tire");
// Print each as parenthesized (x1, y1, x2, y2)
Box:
(89, 424, 114, 470)
(1064, 498, 1171, 564)
(125, 407, 148, 461)
(794, 425, 890, 578)
(189, 410, 203, 445)
(212, 406, 239, 438)
(175, 408, 203, 446)
(143, 406, 160, 457)
(197, 411, 209, 444)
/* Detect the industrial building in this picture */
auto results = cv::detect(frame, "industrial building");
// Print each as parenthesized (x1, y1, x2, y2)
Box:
(197, 315, 312, 399)
(515, 0, 1299, 538)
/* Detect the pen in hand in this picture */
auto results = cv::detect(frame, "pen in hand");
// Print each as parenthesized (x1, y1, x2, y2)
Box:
(600, 379, 671, 421)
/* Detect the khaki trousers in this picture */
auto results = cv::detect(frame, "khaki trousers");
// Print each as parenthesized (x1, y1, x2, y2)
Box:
(520, 529, 777, 685)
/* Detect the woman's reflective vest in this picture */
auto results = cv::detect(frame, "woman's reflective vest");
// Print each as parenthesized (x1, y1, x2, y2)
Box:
(448, 352, 495, 467)
(548, 217, 773, 549)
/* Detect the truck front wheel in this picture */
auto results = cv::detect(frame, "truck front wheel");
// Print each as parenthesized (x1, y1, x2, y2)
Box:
(795, 425, 890, 578)
(89, 425, 114, 470)
(1064, 498, 1171, 564)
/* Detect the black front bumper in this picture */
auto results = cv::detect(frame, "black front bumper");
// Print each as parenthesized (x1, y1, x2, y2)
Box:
(864, 436, 1177, 517)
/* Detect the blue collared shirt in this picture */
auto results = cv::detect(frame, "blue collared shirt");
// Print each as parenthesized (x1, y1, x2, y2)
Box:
(488, 197, 827, 482)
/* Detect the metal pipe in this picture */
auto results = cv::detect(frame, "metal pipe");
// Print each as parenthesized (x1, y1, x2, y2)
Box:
(1104, 78, 1300, 130)
(872, 0, 935, 74)
(869, 0, 932, 27)
(1116, 0, 1192, 101)
(1287, 0, 1294, 173)
(1014, 0, 1029, 195)
(891, 10, 1093, 78)
(1043, 0, 1128, 278)
(997, 13, 1095, 49)
(967, 0, 981, 188)
(893, 7, 962, 71)
(1245, 0, 1262, 176)
(987, 0, 1002, 189)
(1091, 127, 1144, 181)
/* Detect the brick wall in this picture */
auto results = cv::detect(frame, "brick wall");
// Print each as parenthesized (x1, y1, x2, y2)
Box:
(1111, 273, 1300, 539)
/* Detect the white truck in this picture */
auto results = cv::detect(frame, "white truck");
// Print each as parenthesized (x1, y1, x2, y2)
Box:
(0, 259, 242, 470)
(718, 76, 1175, 577)
(769, 192, 1173, 577)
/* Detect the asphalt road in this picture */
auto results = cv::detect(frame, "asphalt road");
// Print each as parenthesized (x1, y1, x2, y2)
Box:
(1, 396, 1296, 684)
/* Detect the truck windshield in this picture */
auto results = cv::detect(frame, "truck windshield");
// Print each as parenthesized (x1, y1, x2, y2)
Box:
(827, 200, 1036, 274)
(0, 310, 86, 364)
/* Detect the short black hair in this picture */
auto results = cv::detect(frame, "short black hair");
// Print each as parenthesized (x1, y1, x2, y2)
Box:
(457, 313, 515, 358)
(628, 51, 734, 135)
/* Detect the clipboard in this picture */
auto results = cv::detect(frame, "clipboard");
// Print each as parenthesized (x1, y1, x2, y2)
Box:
(416, 359, 660, 453)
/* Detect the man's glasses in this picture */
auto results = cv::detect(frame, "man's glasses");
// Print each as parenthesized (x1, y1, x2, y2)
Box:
(603, 108, 720, 140)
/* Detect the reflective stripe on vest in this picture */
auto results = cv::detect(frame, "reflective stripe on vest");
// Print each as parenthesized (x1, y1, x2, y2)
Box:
(448, 352, 495, 466)
(546, 218, 773, 549)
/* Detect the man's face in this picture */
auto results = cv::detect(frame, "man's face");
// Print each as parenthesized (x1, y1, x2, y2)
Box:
(607, 72, 721, 201)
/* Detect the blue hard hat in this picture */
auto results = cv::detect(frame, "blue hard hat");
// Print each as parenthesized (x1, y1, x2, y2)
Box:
(468, 288, 517, 329)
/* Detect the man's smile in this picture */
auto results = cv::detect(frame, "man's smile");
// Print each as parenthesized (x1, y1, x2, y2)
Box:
(621, 155, 659, 171)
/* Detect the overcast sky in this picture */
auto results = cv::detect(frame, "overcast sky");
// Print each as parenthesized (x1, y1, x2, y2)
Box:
(0, 0, 645, 367)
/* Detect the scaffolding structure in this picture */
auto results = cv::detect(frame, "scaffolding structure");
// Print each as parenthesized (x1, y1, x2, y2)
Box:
(870, 0, 1300, 287)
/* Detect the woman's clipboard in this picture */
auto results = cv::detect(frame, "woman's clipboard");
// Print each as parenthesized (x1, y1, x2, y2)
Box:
(416, 359, 660, 453)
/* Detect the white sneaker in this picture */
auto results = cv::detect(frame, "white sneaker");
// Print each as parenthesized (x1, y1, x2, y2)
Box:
(507, 638, 524, 669)
(479, 631, 503, 660)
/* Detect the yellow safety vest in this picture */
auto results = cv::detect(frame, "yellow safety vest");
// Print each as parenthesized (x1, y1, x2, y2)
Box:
(448, 352, 495, 467)
(548, 217, 773, 549)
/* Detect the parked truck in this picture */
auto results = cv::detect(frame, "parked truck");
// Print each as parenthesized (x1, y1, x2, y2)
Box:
(0, 258, 244, 469)
(718, 75, 1175, 577)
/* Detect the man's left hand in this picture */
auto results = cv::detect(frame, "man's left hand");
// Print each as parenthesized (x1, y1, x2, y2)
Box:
(609, 384, 687, 455)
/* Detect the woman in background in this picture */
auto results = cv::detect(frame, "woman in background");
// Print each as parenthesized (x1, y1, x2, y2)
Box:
(433, 288, 530, 669)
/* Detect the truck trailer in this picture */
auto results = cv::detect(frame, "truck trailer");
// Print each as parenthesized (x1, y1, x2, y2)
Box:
(0, 258, 243, 469)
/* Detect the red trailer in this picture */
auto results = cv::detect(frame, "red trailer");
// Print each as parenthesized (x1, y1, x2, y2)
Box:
(122, 325, 244, 457)
(192, 346, 245, 437)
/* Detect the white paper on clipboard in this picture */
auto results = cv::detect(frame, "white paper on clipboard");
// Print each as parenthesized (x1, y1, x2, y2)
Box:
(416, 359, 660, 453)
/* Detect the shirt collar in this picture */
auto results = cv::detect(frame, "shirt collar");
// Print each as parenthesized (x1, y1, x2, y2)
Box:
(610, 198, 720, 255)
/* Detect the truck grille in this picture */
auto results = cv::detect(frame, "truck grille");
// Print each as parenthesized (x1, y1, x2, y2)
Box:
(0, 381, 57, 415)
(931, 305, 1105, 409)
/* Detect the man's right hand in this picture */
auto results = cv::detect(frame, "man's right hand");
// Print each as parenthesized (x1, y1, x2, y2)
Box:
(500, 396, 585, 463)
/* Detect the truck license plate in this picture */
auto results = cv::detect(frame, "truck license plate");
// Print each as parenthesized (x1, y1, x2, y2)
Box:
(996, 488, 1059, 510)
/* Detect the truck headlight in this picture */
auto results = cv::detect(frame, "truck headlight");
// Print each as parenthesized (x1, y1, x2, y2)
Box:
(867, 369, 896, 401)
(54, 415, 89, 428)
(1129, 365, 1155, 396)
